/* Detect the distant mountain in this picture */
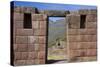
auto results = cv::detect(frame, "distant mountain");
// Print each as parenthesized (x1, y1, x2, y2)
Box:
(48, 19, 66, 46)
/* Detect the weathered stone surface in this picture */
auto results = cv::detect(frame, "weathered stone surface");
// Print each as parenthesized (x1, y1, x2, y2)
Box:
(14, 52, 21, 60)
(79, 9, 97, 15)
(68, 29, 80, 35)
(86, 49, 97, 56)
(12, 6, 97, 65)
(14, 44, 18, 51)
(34, 59, 39, 64)
(67, 14, 80, 29)
(80, 42, 97, 49)
(26, 60, 35, 65)
(38, 36, 46, 44)
(38, 28, 46, 36)
(39, 21, 47, 29)
(33, 28, 46, 36)
(28, 52, 37, 59)
(14, 60, 26, 66)
(14, 12, 23, 21)
(34, 44, 39, 51)
(32, 14, 47, 21)
(80, 35, 97, 42)
(14, 6, 21, 12)
(86, 14, 97, 22)
(38, 51, 45, 59)
(33, 29, 39, 36)
(79, 29, 97, 35)
(32, 21, 39, 29)
(21, 52, 28, 60)
(27, 44, 35, 51)
(39, 44, 45, 51)
(69, 42, 80, 49)
(69, 42, 97, 50)
(16, 29, 34, 36)
(68, 35, 80, 42)
(28, 36, 38, 44)
(17, 44, 28, 52)
(16, 36, 28, 44)
(86, 22, 97, 28)
(20, 7, 36, 13)
(38, 59, 45, 64)
(39, 10, 70, 16)
(13, 21, 23, 29)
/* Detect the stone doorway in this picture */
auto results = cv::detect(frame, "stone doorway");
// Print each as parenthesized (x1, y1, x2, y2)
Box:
(46, 17, 68, 64)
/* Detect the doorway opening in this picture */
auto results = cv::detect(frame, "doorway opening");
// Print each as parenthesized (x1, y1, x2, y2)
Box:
(46, 17, 67, 64)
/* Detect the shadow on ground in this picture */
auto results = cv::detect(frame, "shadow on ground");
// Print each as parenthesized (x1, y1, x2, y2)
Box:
(46, 59, 67, 64)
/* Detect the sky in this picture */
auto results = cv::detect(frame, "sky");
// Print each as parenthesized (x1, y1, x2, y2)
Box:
(12, 1, 97, 22)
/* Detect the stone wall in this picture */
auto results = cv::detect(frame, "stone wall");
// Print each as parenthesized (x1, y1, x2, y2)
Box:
(67, 10, 97, 62)
(11, 6, 47, 65)
(11, 5, 97, 66)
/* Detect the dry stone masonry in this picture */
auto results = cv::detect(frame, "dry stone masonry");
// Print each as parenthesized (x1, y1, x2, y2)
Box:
(11, 5, 97, 66)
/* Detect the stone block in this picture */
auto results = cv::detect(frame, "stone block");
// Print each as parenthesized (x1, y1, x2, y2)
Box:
(14, 52, 21, 60)
(28, 36, 38, 44)
(14, 6, 21, 12)
(14, 12, 23, 21)
(70, 50, 78, 59)
(26, 60, 35, 65)
(68, 15, 80, 29)
(38, 36, 46, 44)
(39, 21, 47, 29)
(20, 7, 36, 13)
(33, 29, 40, 36)
(79, 9, 97, 15)
(27, 44, 35, 51)
(80, 42, 97, 49)
(68, 35, 80, 42)
(32, 14, 47, 21)
(28, 52, 37, 60)
(80, 56, 97, 61)
(38, 59, 45, 64)
(33, 28, 46, 36)
(21, 52, 28, 60)
(17, 44, 28, 52)
(38, 51, 45, 59)
(16, 29, 34, 36)
(79, 29, 97, 35)
(70, 49, 87, 57)
(16, 36, 28, 44)
(86, 14, 97, 22)
(69, 42, 80, 49)
(14, 60, 26, 66)
(86, 22, 97, 28)
(13, 21, 23, 29)
(68, 29, 80, 35)
(32, 21, 39, 29)
(34, 44, 40, 51)
(14, 44, 18, 51)
(38, 28, 46, 36)
(80, 35, 97, 42)
(79, 9, 88, 15)
(41, 10, 70, 16)
(34, 59, 39, 64)
(39, 44, 45, 51)
(86, 49, 97, 56)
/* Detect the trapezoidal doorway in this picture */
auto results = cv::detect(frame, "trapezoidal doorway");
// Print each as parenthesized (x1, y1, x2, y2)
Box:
(46, 17, 68, 64)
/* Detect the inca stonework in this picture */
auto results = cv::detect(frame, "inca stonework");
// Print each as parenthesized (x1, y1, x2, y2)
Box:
(11, 1, 97, 66)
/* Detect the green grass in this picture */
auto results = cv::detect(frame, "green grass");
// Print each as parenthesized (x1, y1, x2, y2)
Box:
(48, 55, 65, 60)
